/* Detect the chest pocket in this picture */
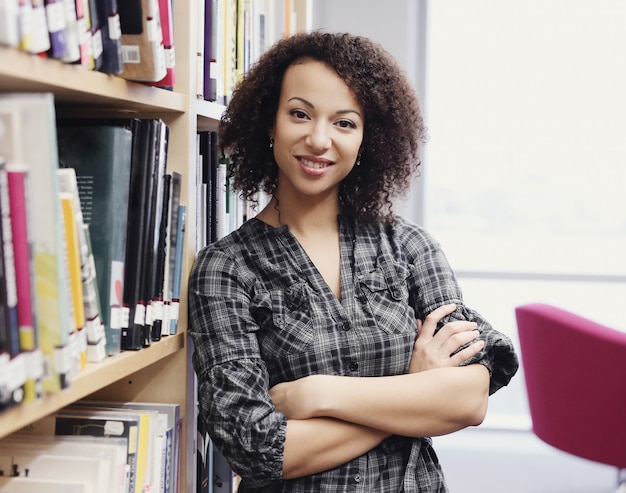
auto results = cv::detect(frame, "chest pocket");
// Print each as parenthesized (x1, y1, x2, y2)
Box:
(253, 281, 315, 356)
(357, 260, 415, 335)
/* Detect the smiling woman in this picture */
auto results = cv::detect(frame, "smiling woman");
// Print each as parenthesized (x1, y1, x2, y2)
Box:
(187, 30, 518, 493)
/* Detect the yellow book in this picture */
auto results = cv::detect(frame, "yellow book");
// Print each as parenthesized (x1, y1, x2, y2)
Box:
(59, 190, 87, 371)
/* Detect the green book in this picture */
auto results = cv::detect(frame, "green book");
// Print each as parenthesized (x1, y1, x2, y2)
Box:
(57, 120, 134, 356)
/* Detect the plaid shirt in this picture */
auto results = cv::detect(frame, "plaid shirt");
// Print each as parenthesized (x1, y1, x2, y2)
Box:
(188, 215, 519, 492)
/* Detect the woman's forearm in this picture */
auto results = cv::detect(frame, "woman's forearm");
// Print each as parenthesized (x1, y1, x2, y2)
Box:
(317, 364, 490, 437)
(282, 417, 390, 479)
(273, 364, 489, 438)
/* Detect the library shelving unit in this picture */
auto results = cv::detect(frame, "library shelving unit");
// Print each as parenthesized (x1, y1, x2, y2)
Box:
(0, 1, 221, 491)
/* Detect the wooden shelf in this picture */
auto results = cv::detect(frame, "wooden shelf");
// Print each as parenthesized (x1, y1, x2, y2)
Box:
(0, 47, 187, 114)
(0, 332, 185, 438)
(196, 99, 226, 131)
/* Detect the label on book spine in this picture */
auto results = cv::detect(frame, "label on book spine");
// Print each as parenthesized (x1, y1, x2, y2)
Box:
(108, 14, 121, 40)
(134, 303, 146, 326)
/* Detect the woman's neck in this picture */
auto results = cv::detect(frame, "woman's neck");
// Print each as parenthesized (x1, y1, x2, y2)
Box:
(257, 193, 340, 237)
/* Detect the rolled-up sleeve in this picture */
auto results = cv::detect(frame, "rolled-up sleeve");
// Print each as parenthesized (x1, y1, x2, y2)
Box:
(399, 220, 519, 395)
(188, 247, 286, 487)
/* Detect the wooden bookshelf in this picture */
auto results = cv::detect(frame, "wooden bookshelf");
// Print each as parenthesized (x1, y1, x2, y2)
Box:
(0, 1, 221, 492)
(0, 47, 186, 113)
(0, 333, 185, 438)
(0, 1, 308, 491)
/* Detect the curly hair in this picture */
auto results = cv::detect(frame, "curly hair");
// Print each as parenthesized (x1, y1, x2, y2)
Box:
(219, 30, 427, 223)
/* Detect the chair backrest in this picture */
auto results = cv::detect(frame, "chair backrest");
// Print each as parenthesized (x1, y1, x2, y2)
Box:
(515, 303, 626, 468)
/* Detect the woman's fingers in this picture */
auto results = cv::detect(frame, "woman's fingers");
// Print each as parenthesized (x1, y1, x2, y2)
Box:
(449, 339, 485, 367)
(419, 303, 457, 337)
(411, 304, 484, 372)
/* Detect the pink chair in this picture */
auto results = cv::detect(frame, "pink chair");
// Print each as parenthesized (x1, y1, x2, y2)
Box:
(515, 303, 626, 491)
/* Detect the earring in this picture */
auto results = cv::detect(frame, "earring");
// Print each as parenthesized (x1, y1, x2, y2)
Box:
(355, 154, 361, 166)
(269, 138, 274, 148)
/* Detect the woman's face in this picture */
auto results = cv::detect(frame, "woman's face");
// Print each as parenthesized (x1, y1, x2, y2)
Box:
(271, 60, 364, 202)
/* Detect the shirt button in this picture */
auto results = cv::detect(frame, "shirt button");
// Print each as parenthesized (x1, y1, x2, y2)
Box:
(342, 322, 351, 331)
(349, 361, 359, 371)
(353, 473, 362, 483)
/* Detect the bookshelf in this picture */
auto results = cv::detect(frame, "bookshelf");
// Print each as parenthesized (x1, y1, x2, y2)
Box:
(0, 1, 217, 492)
(0, 0, 312, 491)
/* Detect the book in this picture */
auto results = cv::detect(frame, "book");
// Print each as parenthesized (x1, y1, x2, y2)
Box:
(30, 0, 52, 54)
(57, 168, 105, 363)
(0, 435, 127, 493)
(0, 160, 24, 409)
(77, 400, 182, 493)
(7, 165, 43, 401)
(0, 0, 20, 47)
(0, 449, 109, 492)
(57, 168, 88, 372)
(44, 0, 68, 59)
(60, 0, 81, 63)
(17, 0, 35, 52)
(0, 93, 72, 394)
(145, 0, 175, 88)
(82, 224, 107, 362)
(0, 477, 88, 492)
(94, 0, 123, 74)
(86, 0, 104, 71)
(57, 119, 134, 357)
(120, 118, 150, 351)
(122, 119, 167, 350)
(169, 205, 185, 335)
(140, 120, 168, 346)
(151, 172, 171, 341)
(74, 0, 93, 67)
(212, 446, 235, 493)
(196, 401, 213, 493)
(19, 408, 144, 493)
(203, 0, 218, 101)
(223, 0, 237, 104)
(118, 0, 167, 82)
(162, 171, 181, 336)
(0, 105, 43, 403)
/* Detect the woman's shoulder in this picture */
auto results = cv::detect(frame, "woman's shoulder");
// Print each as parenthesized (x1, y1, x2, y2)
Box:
(192, 219, 269, 271)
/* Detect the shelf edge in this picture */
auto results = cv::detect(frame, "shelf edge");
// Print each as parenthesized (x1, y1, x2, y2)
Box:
(0, 332, 185, 438)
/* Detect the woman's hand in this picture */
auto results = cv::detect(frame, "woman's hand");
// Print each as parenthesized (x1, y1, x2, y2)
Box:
(409, 304, 485, 373)
(270, 375, 324, 420)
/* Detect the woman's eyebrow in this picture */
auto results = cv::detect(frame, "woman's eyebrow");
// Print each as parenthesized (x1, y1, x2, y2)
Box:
(287, 96, 362, 118)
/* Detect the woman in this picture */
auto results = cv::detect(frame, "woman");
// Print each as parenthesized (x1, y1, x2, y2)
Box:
(188, 31, 518, 492)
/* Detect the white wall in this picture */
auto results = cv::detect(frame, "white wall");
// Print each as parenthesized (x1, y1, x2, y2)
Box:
(310, 0, 427, 223)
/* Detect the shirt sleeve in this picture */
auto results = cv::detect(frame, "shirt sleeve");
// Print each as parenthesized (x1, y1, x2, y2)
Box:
(398, 220, 519, 395)
(188, 246, 286, 487)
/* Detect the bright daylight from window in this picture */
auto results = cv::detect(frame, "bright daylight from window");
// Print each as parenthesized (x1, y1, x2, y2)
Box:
(424, 0, 626, 426)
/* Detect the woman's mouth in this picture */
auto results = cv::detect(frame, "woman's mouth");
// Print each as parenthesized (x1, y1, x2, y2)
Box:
(299, 157, 333, 169)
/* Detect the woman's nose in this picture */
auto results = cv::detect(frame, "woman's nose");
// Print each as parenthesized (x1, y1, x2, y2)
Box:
(305, 122, 331, 151)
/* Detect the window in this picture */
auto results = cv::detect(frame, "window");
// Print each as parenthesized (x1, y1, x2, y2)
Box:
(425, 0, 626, 426)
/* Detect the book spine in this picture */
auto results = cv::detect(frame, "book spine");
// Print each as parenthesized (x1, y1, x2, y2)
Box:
(44, 0, 67, 58)
(60, 0, 80, 62)
(95, 0, 124, 74)
(0, 161, 24, 408)
(87, 0, 103, 70)
(169, 204, 185, 335)
(7, 166, 43, 402)
(58, 171, 87, 371)
(18, 0, 35, 52)
(82, 223, 107, 362)
(30, 0, 52, 54)
(0, 0, 20, 47)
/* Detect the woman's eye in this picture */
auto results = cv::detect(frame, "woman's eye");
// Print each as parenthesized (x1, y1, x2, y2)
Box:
(290, 109, 309, 119)
(337, 119, 357, 129)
